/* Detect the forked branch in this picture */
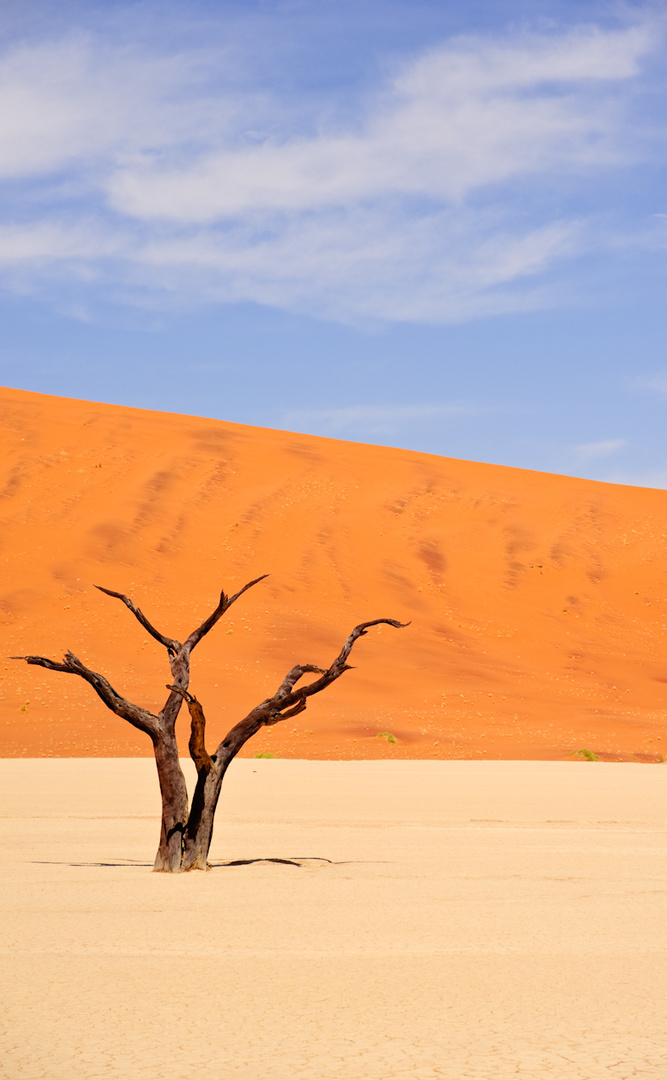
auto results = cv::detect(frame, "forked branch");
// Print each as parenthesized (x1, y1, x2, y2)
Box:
(212, 617, 409, 758)
(274, 618, 410, 705)
(183, 574, 269, 653)
(94, 576, 268, 659)
(275, 664, 327, 697)
(94, 586, 181, 656)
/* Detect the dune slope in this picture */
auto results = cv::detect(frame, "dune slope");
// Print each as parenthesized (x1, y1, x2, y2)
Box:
(1, 386, 666, 760)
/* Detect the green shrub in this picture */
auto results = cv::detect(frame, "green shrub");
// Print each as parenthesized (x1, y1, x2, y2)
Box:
(570, 748, 599, 761)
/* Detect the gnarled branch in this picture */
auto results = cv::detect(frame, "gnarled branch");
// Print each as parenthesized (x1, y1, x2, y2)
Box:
(94, 586, 181, 656)
(13, 651, 159, 737)
(275, 618, 410, 705)
(269, 698, 307, 722)
(275, 664, 327, 698)
(212, 617, 409, 759)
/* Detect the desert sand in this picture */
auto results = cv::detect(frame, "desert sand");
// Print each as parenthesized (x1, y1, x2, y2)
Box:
(1, 385, 667, 761)
(1, 757, 665, 1080)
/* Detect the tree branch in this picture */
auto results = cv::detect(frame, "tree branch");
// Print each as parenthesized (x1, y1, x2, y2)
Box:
(13, 652, 159, 737)
(275, 664, 328, 698)
(270, 698, 307, 722)
(183, 575, 269, 652)
(333, 618, 409, 669)
(167, 685, 213, 776)
(212, 617, 409, 758)
(94, 586, 181, 656)
(274, 619, 410, 704)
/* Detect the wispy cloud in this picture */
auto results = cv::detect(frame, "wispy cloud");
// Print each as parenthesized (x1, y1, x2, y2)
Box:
(574, 438, 627, 460)
(106, 24, 654, 222)
(0, 16, 661, 324)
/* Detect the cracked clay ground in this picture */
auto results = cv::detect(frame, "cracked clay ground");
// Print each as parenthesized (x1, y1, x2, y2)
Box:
(1, 759, 665, 1080)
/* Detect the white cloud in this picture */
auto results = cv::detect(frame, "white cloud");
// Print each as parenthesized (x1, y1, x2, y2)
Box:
(0, 204, 582, 324)
(124, 210, 580, 322)
(106, 24, 654, 223)
(0, 219, 122, 261)
(0, 36, 219, 180)
(0, 18, 661, 324)
(574, 437, 627, 460)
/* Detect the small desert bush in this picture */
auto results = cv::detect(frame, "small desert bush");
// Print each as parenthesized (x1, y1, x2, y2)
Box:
(570, 748, 599, 761)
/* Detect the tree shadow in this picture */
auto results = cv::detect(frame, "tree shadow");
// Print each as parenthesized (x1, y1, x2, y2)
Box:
(31, 858, 153, 868)
(210, 856, 386, 869)
(211, 855, 337, 869)
(30, 855, 384, 869)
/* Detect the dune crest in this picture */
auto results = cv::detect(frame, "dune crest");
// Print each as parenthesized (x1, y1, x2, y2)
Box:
(1, 385, 666, 761)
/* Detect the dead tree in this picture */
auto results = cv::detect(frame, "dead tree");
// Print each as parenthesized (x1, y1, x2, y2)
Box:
(14, 578, 407, 872)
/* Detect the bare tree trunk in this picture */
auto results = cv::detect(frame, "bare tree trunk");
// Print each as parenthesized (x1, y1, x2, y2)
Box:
(152, 733, 189, 872)
(181, 761, 229, 870)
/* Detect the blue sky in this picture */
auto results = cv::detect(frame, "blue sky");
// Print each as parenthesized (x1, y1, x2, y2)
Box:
(1, 0, 667, 486)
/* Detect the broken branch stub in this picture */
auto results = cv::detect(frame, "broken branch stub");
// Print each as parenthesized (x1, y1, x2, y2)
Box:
(167, 684, 214, 776)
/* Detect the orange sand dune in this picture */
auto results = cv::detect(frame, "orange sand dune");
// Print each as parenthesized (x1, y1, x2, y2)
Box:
(1, 385, 666, 761)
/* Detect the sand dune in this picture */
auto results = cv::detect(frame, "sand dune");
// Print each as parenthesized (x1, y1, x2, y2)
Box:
(1, 385, 666, 760)
(1, 758, 666, 1079)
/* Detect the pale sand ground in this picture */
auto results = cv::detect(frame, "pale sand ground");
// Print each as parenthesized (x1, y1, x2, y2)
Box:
(1, 760, 666, 1080)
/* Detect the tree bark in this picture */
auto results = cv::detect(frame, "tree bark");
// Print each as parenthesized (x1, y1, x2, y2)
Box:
(181, 760, 228, 870)
(152, 731, 189, 872)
